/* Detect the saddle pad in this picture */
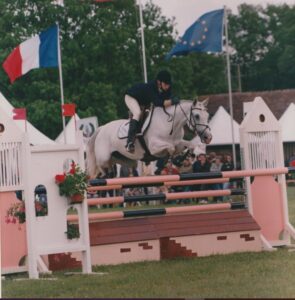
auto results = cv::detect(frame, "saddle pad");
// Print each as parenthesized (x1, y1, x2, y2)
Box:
(118, 121, 129, 139)
(117, 112, 152, 139)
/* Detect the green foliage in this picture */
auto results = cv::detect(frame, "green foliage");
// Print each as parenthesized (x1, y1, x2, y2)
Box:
(3, 0, 295, 137)
(229, 3, 295, 91)
(0, 0, 227, 139)
(65, 222, 80, 240)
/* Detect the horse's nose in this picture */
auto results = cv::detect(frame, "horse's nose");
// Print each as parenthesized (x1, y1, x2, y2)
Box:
(203, 133, 212, 144)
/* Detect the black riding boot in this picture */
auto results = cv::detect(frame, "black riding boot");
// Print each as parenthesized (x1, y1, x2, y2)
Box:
(126, 119, 139, 153)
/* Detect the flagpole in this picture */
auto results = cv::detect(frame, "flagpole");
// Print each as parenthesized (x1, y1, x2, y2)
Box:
(138, 0, 148, 177)
(224, 6, 237, 169)
(57, 23, 67, 144)
(138, 0, 147, 83)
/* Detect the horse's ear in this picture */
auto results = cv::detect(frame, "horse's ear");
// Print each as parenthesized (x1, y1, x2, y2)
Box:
(193, 96, 198, 105)
(202, 98, 209, 107)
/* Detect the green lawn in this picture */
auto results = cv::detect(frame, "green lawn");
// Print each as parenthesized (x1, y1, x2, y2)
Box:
(2, 186, 295, 298)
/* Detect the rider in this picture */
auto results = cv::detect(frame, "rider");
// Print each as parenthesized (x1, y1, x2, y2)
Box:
(125, 70, 179, 153)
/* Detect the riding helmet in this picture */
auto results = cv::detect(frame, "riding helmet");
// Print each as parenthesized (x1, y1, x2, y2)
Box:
(156, 70, 172, 85)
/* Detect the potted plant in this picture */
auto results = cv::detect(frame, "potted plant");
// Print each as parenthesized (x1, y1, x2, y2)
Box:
(55, 162, 88, 204)
(6, 201, 26, 224)
(6, 200, 47, 224)
(65, 222, 80, 239)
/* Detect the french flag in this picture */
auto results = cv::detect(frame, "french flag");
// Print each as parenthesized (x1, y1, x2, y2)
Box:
(3, 25, 59, 83)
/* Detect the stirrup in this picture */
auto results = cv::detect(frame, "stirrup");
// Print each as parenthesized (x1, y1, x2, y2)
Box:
(126, 142, 135, 153)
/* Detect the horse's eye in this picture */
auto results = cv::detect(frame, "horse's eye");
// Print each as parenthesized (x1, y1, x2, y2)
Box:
(194, 114, 200, 120)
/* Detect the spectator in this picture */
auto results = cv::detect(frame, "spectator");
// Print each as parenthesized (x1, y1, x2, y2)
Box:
(221, 154, 235, 201)
(131, 166, 139, 177)
(210, 156, 223, 202)
(120, 165, 130, 178)
(193, 153, 211, 174)
(189, 153, 196, 165)
(142, 163, 154, 196)
(192, 153, 211, 203)
(155, 157, 167, 175)
(161, 159, 179, 176)
(178, 157, 193, 203)
(221, 154, 234, 172)
(179, 157, 193, 174)
(123, 171, 143, 207)
(288, 153, 295, 167)
(207, 152, 217, 164)
(158, 160, 179, 203)
(99, 171, 116, 209)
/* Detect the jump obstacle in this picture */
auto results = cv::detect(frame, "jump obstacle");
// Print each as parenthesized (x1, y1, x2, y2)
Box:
(1, 96, 295, 275)
(63, 165, 294, 267)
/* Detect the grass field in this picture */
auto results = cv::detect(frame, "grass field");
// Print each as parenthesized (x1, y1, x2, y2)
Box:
(2, 187, 295, 298)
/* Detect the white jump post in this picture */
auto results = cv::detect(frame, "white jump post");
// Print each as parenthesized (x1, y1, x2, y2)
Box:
(240, 96, 295, 249)
(0, 106, 92, 279)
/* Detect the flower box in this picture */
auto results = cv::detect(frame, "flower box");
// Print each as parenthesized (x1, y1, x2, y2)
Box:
(55, 162, 88, 204)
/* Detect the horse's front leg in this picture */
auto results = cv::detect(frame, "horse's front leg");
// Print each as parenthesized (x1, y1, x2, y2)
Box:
(175, 140, 195, 154)
(148, 139, 175, 157)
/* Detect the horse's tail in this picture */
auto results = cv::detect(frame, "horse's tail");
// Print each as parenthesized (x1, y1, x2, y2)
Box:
(86, 127, 102, 179)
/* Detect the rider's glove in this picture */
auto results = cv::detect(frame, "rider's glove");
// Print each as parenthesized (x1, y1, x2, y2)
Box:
(171, 97, 180, 105)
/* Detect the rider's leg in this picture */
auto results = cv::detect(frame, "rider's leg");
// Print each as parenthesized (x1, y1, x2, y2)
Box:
(125, 95, 141, 153)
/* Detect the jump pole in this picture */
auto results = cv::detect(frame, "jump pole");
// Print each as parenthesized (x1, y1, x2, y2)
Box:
(89, 167, 290, 188)
(87, 177, 231, 192)
(68, 202, 245, 222)
(86, 188, 244, 206)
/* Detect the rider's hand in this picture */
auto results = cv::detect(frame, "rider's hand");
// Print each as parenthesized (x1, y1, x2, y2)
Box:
(163, 99, 173, 107)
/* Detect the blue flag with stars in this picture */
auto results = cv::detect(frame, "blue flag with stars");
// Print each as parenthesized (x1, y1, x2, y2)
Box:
(166, 9, 224, 59)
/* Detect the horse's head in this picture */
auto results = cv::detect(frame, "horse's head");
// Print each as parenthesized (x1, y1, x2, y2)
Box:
(188, 98, 212, 144)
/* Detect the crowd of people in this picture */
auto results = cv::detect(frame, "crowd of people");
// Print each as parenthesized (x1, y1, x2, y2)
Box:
(89, 152, 238, 208)
(154, 152, 235, 204)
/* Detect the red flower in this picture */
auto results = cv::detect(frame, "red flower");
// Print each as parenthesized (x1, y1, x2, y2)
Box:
(55, 174, 66, 184)
(35, 202, 42, 211)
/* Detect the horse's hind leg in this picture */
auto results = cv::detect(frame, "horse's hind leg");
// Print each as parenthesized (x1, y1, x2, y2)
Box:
(103, 165, 116, 178)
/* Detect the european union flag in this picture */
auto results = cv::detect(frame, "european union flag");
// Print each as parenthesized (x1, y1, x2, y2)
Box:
(166, 9, 224, 59)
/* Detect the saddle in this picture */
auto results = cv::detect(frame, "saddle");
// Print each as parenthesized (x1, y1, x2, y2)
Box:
(117, 106, 157, 162)
(117, 106, 153, 140)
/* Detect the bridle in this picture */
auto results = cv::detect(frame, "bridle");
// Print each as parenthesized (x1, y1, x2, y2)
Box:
(178, 102, 211, 142)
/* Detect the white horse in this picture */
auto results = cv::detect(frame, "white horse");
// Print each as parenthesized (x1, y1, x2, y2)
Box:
(86, 99, 212, 178)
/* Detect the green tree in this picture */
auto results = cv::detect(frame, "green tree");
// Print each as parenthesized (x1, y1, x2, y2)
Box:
(229, 3, 295, 91)
(0, 0, 175, 138)
(0, 0, 229, 140)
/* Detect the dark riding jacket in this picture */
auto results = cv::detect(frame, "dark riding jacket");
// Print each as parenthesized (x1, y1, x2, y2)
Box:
(126, 80, 171, 108)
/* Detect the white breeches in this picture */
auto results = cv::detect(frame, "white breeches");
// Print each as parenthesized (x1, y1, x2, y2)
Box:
(125, 95, 141, 121)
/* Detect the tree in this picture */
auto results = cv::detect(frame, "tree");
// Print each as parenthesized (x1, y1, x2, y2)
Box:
(0, 0, 229, 139)
(0, 0, 175, 138)
(228, 3, 295, 91)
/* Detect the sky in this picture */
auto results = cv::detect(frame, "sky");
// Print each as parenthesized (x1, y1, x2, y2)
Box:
(142, 0, 294, 35)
